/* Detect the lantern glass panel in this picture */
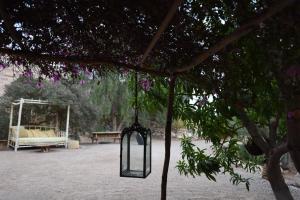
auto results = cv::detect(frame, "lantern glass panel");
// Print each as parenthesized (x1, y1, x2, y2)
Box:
(146, 133, 151, 175)
(121, 134, 128, 172)
(129, 131, 144, 177)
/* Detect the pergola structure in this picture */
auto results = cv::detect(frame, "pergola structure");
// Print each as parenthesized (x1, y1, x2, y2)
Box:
(0, 1, 295, 76)
(7, 98, 70, 152)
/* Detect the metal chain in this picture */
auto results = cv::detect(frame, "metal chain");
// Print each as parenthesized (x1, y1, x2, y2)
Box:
(134, 71, 138, 123)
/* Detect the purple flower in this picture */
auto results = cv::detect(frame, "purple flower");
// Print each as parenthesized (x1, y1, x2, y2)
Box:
(79, 79, 86, 85)
(23, 70, 33, 78)
(72, 66, 79, 75)
(51, 71, 61, 83)
(36, 81, 44, 89)
(140, 78, 151, 91)
(0, 62, 5, 70)
(15, 59, 24, 66)
(84, 69, 92, 77)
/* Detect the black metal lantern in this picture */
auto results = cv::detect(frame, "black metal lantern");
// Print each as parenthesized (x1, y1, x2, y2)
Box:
(120, 122, 151, 178)
(120, 72, 152, 178)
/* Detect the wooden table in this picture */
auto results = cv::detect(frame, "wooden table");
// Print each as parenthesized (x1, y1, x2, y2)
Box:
(91, 132, 121, 144)
(0, 140, 7, 150)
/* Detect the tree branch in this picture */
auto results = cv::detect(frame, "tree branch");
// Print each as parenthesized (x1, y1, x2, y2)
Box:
(140, 0, 182, 65)
(270, 142, 289, 161)
(269, 114, 280, 147)
(175, 0, 296, 73)
(0, 48, 169, 77)
(267, 142, 294, 200)
(235, 108, 270, 154)
(161, 75, 176, 200)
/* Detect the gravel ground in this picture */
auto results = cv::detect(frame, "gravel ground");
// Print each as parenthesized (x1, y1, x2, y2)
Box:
(0, 139, 299, 200)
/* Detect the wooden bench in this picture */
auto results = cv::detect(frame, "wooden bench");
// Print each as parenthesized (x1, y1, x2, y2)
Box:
(91, 132, 121, 144)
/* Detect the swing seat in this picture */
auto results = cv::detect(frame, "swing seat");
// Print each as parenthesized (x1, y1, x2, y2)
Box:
(7, 99, 70, 152)
(8, 126, 66, 150)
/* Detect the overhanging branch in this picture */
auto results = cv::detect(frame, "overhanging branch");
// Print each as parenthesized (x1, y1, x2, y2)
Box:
(175, 0, 296, 73)
(140, 0, 182, 65)
(0, 48, 169, 77)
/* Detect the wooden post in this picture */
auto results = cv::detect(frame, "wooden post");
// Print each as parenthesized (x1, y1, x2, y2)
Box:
(65, 105, 70, 148)
(7, 104, 14, 148)
(161, 75, 176, 200)
(15, 98, 24, 152)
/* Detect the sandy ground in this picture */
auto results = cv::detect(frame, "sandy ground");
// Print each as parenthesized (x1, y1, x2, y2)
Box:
(0, 139, 299, 200)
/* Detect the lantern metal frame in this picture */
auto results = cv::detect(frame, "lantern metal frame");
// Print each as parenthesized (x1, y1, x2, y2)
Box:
(120, 122, 151, 178)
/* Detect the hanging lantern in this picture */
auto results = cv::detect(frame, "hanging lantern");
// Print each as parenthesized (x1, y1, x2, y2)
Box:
(120, 122, 151, 178)
(120, 72, 152, 178)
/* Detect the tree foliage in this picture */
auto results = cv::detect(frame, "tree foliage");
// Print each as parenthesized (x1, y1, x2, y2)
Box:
(89, 73, 167, 131)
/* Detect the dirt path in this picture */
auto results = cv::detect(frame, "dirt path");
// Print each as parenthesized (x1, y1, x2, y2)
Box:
(0, 139, 299, 200)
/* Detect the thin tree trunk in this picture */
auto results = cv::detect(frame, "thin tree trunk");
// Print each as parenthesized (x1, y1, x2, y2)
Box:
(117, 119, 124, 131)
(112, 115, 117, 131)
(236, 108, 294, 199)
(287, 117, 300, 173)
(269, 115, 280, 147)
(268, 143, 294, 200)
(55, 113, 59, 131)
(161, 75, 176, 200)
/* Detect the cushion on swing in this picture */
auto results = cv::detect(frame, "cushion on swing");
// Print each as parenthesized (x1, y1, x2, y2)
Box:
(27, 130, 34, 137)
(11, 126, 25, 137)
(30, 130, 49, 137)
(44, 130, 56, 137)
(25, 130, 38, 137)
(11, 127, 58, 138)
(19, 129, 30, 138)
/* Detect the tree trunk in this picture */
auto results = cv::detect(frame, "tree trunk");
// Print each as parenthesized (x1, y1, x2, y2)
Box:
(161, 76, 176, 200)
(287, 118, 300, 173)
(236, 108, 294, 199)
(269, 115, 280, 147)
(117, 119, 124, 131)
(112, 115, 117, 131)
(55, 113, 59, 131)
(111, 99, 118, 131)
(268, 144, 294, 200)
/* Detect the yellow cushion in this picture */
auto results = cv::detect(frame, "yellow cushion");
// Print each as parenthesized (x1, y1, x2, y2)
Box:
(27, 130, 34, 137)
(19, 129, 29, 138)
(11, 126, 25, 137)
(29, 130, 41, 137)
(40, 131, 49, 137)
(11, 127, 17, 137)
(45, 130, 56, 137)
(39, 130, 48, 137)
(14, 129, 57, 137)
